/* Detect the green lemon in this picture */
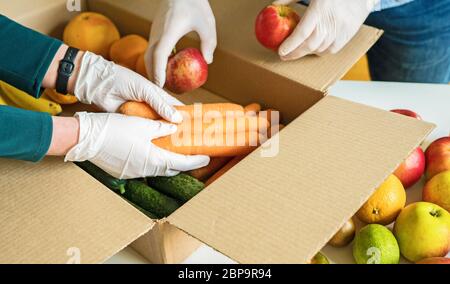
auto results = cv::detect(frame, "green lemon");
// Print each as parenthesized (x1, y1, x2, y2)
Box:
(353, 224, 400, 264)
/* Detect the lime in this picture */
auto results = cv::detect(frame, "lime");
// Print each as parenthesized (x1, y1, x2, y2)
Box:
(309, 252, 330, 264)
(353, 224, 400, 264)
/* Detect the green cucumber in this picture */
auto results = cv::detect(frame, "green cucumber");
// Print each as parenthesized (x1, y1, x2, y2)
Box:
(147, 174, 205, 203)
(125, 180, 180, 218)
(125, 200, 159, 219)
(76, 161, 126, 194)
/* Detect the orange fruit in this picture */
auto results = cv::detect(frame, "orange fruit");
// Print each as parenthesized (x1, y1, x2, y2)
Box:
(135, 53, 148, 78)
(109, 35, 148, 70)
(63, 12, 120, 59)
(357, 175, 406, 225)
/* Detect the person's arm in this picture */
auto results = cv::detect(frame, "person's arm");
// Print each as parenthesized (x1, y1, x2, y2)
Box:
(0, 15, 62, 97)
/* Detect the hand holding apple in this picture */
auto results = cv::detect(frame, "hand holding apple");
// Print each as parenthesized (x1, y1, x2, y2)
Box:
(165, 48, 208, 94)
(255, 5, 300, 51)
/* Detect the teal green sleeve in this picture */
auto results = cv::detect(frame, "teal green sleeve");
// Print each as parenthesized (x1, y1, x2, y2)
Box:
(0, 14, 62, 98)
(0, 15, 60, 162)
(0, 106, 52, 162)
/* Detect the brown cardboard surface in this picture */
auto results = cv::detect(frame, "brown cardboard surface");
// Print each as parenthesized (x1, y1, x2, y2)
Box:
(0, 158, 153, 264)
(169, 96, 434, 264)
(0, 0, 86, 38)
(131, 221, 201, 264)
(91, 0, 382, 93)
(1, 0, 430, 265)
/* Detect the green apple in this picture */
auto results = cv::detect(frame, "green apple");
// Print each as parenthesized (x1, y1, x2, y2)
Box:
(394, 202, 450, 262)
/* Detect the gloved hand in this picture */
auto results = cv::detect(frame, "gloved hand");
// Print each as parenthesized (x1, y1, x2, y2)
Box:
(273, 0, 378, 60)
(145, 0, 217, 87)
(75, 51, 183, 123)
(65, 112, 210, 179)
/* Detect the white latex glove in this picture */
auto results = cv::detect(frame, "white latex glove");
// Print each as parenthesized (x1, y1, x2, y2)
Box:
(65, 112, 210, 179)
(75, 51, 183, 122)
(145, 0, 217, 87)
(273, 0, 378, 60)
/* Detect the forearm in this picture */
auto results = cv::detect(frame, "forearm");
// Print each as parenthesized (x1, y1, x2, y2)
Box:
(47, 116, 80, 156)
(42, 44, 84, 94)
(0, 15, 62, 97)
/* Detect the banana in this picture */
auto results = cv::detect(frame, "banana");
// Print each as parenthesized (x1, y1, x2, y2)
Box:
(43, 88, 78, 105)
(0, 81, 62, 115)
(0, 93, 7, 106)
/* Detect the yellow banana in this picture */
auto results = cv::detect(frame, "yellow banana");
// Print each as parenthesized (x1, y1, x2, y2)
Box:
(43, 88, 78, 105)
(0, 93, 7, 106)
(0, 81, 62, 115)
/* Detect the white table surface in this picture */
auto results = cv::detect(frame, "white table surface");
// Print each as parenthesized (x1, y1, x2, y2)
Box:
(105, 81, 450, 264)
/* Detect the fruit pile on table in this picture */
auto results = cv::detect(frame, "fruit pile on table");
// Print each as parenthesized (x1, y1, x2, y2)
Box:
(325, 110, 450, 264)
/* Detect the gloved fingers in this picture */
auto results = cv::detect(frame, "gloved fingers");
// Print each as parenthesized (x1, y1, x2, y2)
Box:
(137, 80, 183, 123)
(159, 90, 185, 107)
(328, 39, 348, 55)
(150, 25, 188, 88)
(149, 120, 179, 139)
(196, 24, 217, 64)
(161, 150, 211, 172)
(315, 35, 335, 55)
(164, 169, 181, 177)
(280, 28, 325, 61)
(278, 10, 317, 57)
(272, 0, 298, 5)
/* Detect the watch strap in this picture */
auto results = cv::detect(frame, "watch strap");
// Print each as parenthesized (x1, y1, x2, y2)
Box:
(56, 47, 79, 95)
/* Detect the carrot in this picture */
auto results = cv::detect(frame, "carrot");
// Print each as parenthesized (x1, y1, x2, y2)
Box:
(205, 155, 246, 186)
(120, 101, 273, 157)
(119, 101, 245, 121)
(244, 103, 261, 116)
(152, 131, 260, 157)
(260, 109, 281, 126)
(188, 157, 232, 181)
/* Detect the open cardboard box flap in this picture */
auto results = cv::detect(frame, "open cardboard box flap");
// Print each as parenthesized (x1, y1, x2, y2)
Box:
(168, 97, 434, 264)
(0, 158, 154, 264)
(0, 0, 434, 263)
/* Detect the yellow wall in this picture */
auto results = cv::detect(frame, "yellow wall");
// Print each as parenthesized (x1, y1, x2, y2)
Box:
(343, 55, 371, 81)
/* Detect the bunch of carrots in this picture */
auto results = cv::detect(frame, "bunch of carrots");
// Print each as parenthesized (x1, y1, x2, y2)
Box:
(119, 101, 284, 186)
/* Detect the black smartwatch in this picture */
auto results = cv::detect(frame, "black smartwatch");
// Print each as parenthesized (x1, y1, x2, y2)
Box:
(56, 47, 79, 94)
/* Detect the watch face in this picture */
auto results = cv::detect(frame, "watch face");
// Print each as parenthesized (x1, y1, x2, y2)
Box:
(60, 61, 75, 76)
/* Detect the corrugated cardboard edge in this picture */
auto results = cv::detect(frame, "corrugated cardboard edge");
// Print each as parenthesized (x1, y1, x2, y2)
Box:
(0, 158, 155, 264)
(167, 96, 435, 264)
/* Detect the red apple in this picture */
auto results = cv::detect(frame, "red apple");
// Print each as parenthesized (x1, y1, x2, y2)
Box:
(391, 109, 422, 120)
(394, 147, 426, 189)
(416, 257, 450, 264)
(165, 48, 208, 94)
(425, 137, 450, 180)
(255, 5, 300, 51)
(390, 109, 426, 188)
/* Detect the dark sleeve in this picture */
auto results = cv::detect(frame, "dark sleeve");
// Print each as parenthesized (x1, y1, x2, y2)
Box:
(0, 15, 62, 98)
(0, 105, 53, 162)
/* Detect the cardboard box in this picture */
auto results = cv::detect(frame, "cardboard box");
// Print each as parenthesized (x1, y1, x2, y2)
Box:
(0, 0, 435, 264)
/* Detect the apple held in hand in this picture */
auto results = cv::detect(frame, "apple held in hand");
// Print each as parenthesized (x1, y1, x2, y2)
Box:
(425, 137, 450, 181)
(390, 109, 425, 188)
(255, 5, 300, 51)
(393, 202, 450, 262)
(165, 48, 208, 94)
